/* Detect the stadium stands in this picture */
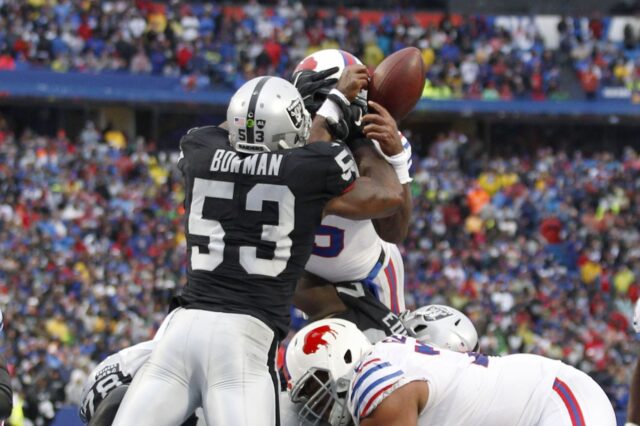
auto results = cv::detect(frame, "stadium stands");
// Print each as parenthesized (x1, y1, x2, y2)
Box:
(1, 0, 640, 102)
(1, 1, 639, 424)
(0, 118, 637, 422)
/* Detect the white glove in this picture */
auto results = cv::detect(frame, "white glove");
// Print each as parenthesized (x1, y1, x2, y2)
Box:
(633, 298, 640, 333)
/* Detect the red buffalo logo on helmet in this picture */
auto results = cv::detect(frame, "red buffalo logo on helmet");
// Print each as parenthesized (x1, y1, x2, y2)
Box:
(302, 325, 337, 354)
(294, 55, 318, 73)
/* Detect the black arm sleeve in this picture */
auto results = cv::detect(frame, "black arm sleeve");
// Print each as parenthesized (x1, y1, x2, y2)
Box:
(0, 356, 12, 420)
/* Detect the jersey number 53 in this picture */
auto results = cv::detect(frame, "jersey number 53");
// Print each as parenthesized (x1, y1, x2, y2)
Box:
(189, 179, 294, 277)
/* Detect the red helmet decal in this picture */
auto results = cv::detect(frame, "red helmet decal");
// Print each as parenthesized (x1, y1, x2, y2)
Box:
(294, 55, 318, 73)
(302, 325, 337, 354)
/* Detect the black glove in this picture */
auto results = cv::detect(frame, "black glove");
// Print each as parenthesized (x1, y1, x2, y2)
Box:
(325, 90, 367, 142)
(291, 67, 340, 115)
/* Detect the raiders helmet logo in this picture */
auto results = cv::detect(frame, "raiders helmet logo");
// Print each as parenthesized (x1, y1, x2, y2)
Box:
(286, 99, 304, 129)
(422, 305, 454, 321)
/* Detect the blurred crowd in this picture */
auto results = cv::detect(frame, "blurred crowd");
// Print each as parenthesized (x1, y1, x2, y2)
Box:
(404, 130, 640, 414)
(0, 118, 185, 424)
(0, 118, 638, 422)
(560, 15, 640, 98)
(1, 1, 640, 99)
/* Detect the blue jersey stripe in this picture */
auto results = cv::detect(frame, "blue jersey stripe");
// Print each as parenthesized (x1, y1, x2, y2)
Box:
(349, 362, 390, 402)
(355, 369, 404, 413)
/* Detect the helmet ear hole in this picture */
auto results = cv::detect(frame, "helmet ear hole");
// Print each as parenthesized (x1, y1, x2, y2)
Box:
(343, 349, 352, 364)
(414, 324, 427, 333)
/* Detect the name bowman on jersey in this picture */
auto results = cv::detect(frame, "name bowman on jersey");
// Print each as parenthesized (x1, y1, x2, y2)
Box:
(177, 115, 357, 341)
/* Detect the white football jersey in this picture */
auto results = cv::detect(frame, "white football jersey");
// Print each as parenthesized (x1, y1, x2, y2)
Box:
(79, 340, 155, 423)
(306, 215, 383, 282)
(348, 335, 562, 426)
(79, 309, 174, 423)
(305, 134, 412, 284)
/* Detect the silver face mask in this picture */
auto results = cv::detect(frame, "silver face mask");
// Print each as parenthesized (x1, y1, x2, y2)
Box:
(290, 368, 352, 426)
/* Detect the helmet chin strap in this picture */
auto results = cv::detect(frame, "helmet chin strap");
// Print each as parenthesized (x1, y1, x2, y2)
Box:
(278, 139, 289, 150)
(328, 400, 351, 426)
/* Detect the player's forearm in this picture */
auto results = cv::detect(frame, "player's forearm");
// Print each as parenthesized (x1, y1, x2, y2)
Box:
(324, 177, 403, 220)
(373, 184, 412, 243)
(353, 144, 408, 241)
(628, 356, 640, 423)
(309, 115, 333, 143)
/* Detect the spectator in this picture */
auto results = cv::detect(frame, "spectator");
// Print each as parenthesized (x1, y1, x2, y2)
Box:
(582, 64, 600, 99)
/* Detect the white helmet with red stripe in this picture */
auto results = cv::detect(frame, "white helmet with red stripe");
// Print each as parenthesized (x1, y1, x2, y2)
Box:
(291, 49, 367, 117)
(286, 318, 372, 426)
(293, 49, 363, 79)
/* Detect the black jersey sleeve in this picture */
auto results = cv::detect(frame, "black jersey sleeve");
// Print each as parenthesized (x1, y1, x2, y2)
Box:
(178, 126, 228, 172)
(305, 142, 357, 196)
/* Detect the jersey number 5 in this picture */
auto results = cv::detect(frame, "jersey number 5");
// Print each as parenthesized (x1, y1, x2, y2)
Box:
(189, 178, 294, 277)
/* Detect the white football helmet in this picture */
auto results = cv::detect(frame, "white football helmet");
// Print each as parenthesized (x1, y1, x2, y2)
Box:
(291, 49, 367, 116)
(293, 49, 364, 80)
(286, 319, 372, 426)
(227, 76, 311, 154)
(401, 305, 479, 352)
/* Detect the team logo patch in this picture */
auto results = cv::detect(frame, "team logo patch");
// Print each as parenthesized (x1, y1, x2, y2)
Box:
(286, 99, 304, 129)
(302, 325, 337, 354)
(256, 119, 266, 129)
(422, 306, 454, 321)
(295, 55, 318, 73)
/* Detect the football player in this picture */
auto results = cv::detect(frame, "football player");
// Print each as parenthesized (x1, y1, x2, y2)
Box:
(78, 310, 183, 425)
(85, 52, 414, 426)
(286, 319, 616, 426)
(291, 50, 413, 341)
(0, 310, 12, 422)
(627, 298, 640, 426)
(113, 67, 405, 426)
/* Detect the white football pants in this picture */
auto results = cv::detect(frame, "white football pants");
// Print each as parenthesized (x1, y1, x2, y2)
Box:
(537, 363, 616, 426)
(113, 308, 280, 426)
(365, 243, 405, 314)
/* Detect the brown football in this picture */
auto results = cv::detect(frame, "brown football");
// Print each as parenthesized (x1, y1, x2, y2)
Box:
(368, 47, 425, 121)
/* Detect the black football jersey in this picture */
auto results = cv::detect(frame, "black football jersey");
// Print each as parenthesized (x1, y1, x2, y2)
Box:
(177, 126, 357, 339)
(334, 282, 408, 343)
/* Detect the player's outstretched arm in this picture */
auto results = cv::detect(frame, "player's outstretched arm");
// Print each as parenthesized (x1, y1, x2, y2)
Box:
(324, 174, 403, 220)
(357, 100, 412, 243)
(309, 64, 369, 143)
(360, 381, 428, 426)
